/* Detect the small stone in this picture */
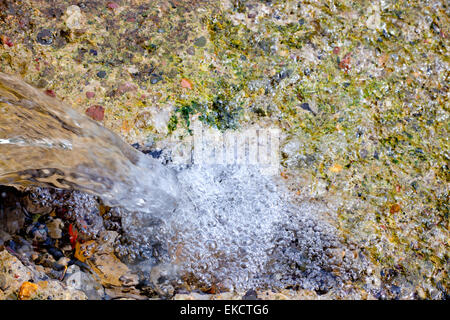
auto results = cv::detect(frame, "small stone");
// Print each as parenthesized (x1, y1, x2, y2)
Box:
(1, 35, 13, 47)
(89, 49, 97, 56)
(119, 273, 139, 287)
(339, 53, 351, 72)
(36, 29, 53, 45)
(186, 46, 195, 55)
(107, 2, 119, 9)
(127, 65, 138, 74)
(116, 82, 138, 95)
(390, 204, 401, 214)
(242, 289, 259, 300)
(47, 219, 63, 239)
(194, 36, 206, 47)
(150, 75, 161, 84)
(85, 105, 105, 121)
(65, 271, 104, 300)
(96, 70, 106, 78)
(18, 281, 38, 300)
(329, 163, 343, 173)
(333, 47, 340, 55)
(300, 102, 316, 115)
(64, 5, 85, 31)
(180, 78, 193, 89)
(44, 89, 56, 98)
(57, 257, 70, 266)
(85, 91, 95, 99)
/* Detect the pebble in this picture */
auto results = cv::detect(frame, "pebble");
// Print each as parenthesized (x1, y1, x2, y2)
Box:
(242, 289, 259, 300)
(194, 36, 206, 47)
(339, 53, 351, 72)
(119, 273, 139, 287)
(186, 46, 195, 55)
(85, 105, 105, 121)
(64, 5, 84, 31)
(44, 89, 56, 98)
(85, 91, 95, 99)
(0, 35, 13, 47)
(116, 82, 138, 95)
(96, 70, 107, 78)
(127, 65, 139, 74)
(150, 75, 162, 84)
(180, 78, 193, 89)
(107, 2, 119, 10)
(46, 219, 63, 239)
(36, 29, 53, 45)
(300, 102, 316, 115)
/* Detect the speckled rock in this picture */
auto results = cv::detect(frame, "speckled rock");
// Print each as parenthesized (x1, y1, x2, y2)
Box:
(0, 249, 86, 300)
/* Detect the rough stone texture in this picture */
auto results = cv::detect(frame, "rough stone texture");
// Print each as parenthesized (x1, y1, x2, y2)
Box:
(0, 0, 448, 299)
(0, 250, 86, 300)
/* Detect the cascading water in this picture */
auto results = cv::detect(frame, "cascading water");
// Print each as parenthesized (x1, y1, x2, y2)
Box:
(0, 72, 366, 294)
(0, 72, 179, 216)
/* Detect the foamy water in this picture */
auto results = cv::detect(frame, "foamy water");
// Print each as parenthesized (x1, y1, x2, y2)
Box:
(0, 72, 365, 293)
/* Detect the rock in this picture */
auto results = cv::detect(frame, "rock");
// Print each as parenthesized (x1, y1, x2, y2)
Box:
(0, 249, 86, 300)
(119, 273, 139, 287)
(18, 281, 38, 300)
(299, 102, 316, 116)
(64, 5, 85, 31)
(46, 218, 63, 239)
(44, 89, 56, 97)
(0, 187, 25, 234)
(150, 75, 162, 84)
(85, 105, 105, 121)
(242, 289, 259, 300)
(65, 271, 104, 300)
(180, 78, 193, 89)
(186, 47, 195, 55)
(107, 2, 119, 10)
(85, 91, 95, 99)
(36, 29, 53, 45)
(96, 70, 107, 79)
(173, 292, 212, 300)
(104, 286, 148, 300)
(0, 35, 13, 47)
(116, 82, 138, 95)
(127, 66, 139, 74)
(194, 36, 206, 47)
(85, 231, 131, 287)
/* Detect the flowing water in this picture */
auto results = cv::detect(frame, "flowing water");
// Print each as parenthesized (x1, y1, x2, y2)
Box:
(0, 72, 365, 293)
(0, 72, 180, 215)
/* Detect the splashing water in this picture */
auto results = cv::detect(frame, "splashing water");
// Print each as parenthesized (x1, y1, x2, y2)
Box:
(0, 73, 365, 293)
(0, 72, 179, 215)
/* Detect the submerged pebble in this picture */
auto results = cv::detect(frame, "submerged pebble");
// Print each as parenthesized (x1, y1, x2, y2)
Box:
(36, 29, 53, 45)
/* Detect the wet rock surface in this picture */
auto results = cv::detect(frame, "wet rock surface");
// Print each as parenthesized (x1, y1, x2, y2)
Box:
(0, 0, 448, 300)
(0, 180, 369, 300)
(0, 185, 144, 300)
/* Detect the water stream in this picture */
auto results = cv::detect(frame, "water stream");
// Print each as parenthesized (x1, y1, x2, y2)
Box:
(0, 72, 365, 293)
(0, 72, 179, 216)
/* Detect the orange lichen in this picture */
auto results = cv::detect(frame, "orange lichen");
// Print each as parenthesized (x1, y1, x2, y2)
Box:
(18, 281, 38, 300)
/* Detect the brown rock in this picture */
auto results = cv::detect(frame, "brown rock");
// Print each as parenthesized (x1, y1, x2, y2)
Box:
(116, 82, 138, 95)
(85, 105, 105, 121)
